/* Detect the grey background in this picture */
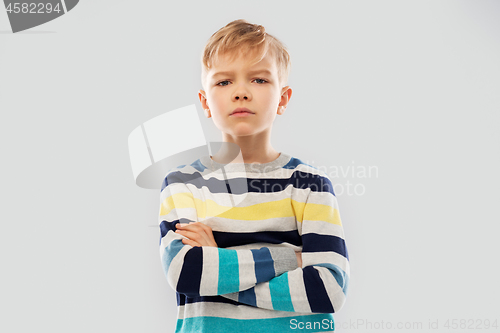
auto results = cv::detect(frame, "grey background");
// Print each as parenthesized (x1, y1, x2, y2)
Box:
(1, 0, 499, 332)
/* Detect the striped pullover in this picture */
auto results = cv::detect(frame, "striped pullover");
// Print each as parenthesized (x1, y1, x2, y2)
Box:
(158, 152, 349, 333)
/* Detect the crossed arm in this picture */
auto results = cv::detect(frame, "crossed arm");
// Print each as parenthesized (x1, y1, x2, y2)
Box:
(174, 222, 303, 267)
(159, 176, 349, 313)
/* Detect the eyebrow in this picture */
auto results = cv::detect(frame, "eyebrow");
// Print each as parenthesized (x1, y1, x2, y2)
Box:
(211, 69, 273, 78)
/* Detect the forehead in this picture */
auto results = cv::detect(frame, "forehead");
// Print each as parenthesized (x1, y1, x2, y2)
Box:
(208, 50, 278, 77)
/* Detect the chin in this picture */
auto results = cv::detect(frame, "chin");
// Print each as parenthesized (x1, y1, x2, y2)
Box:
(230, 131, 255, 137)
(227, 125, 258, 136)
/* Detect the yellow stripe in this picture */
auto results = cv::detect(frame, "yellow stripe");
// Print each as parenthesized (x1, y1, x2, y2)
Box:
(215, 199, 295, 220)
(302, 202, 342, 226)
(159, 191, 196, 216)
(160, 192, 341, 226)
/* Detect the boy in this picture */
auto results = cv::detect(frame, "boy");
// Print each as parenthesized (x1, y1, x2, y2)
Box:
(159, 19, 349, 332)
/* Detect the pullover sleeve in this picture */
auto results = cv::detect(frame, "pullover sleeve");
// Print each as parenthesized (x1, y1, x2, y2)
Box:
(221, 175, 350, 314)
(158, 171, 298, 298)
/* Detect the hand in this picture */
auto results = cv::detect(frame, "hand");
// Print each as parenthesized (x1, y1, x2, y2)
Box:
(175, 222, 218, 247)
(295, 251, 302, 268)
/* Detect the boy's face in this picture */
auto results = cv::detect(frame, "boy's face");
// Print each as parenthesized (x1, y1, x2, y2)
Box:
(199, 50, 291, 141)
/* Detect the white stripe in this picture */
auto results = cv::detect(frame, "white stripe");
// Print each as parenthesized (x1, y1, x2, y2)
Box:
(225, 243, 302, 253)
(60, 0, 68, 13)
(159, 229, 183, 252)
(237, 250, 256, 290)
(188, 183, 236, 207)
(178, 301, 305, 320)
(287, 269, 311, 313)
(302, 252, 350, 277)
(199, 247, 219, 296)
(159, 207, 198, 224)
(223, 292, 238, 302)
(207, 216, 298, 232)
(317, 266, 347, 311)
(159, 181, 195, 201)
(165, 245, 190, 288)
(182, 181, 301, 207)
(174, 161, 330, 181)
(302, 221, 346, 239)
(254, 282, 273, 310)
(306, 189, 338, 206)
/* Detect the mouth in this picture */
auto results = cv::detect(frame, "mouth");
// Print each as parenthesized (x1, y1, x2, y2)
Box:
(230, 108, 255, 115)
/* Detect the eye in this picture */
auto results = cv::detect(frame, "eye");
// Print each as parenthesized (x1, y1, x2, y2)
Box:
(216, 80, 230, 86)
(254, 78, 267, 84)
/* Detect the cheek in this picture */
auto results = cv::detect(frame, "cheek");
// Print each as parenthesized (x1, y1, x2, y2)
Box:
(259, 90, 279, 106)
(207, 92, 226, 109)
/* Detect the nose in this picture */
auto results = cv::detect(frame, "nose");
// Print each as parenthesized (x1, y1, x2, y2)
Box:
(232, 84, 251, 101)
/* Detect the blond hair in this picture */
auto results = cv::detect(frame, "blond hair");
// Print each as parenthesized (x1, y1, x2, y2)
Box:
(201, 19, 291, 88)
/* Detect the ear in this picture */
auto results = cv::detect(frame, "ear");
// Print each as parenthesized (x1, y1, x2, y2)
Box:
(198, 90, 211, 118)
(277, 86, 292, 115)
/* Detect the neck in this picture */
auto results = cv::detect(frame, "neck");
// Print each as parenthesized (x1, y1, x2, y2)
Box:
(211, 131, 280, 164)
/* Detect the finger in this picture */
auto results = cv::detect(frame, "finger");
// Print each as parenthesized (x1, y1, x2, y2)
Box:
(195, 222, 213, 235)
(181, 237, 202, 247)
(176, 223, 217, 247)
(186, 223, 217, 246)
(175, 229, 201, 241)
(175, 229, 202, 243)
(178, 224, 211, 240)
(176, 229, 210, 246)
(196, 223, 217, 247)
(177, 223, 202, 231)
(295, 252, 302, 268)
(186, 222, 214, 238)
(197, 224, 217, 247)
(176, 221, 200, 227)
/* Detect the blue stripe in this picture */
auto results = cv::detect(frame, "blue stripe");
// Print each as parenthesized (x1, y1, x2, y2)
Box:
(160, 220, 170, 239)
(190, 159, 207, 172)
(161, 169, 206, 192)
(302, 233, 348, 258)
(251, 248, 275, 283)
(289, 171, 335, 196)
(238, 287, 257, 307)
(161, 238, 184, 272)
(282, 157, 314, 170)
(177, 293, 242, 306)
(269, 273, 294, 312)
(160, 220, 180, 238)
(213, 230, 301, 248)
(160, 220, 196, 245)
(160, 159, 207, 191)
(303, 266, 335, 313)
(175, 314, 335, 333)
(162, 170, 334, 195)
(315, 263, 349, 295)
(176, 246, 203, 297)
(217, 249, 240, 295)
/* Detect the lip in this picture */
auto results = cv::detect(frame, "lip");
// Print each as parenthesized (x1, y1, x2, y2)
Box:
(230, 107, 255, 116)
